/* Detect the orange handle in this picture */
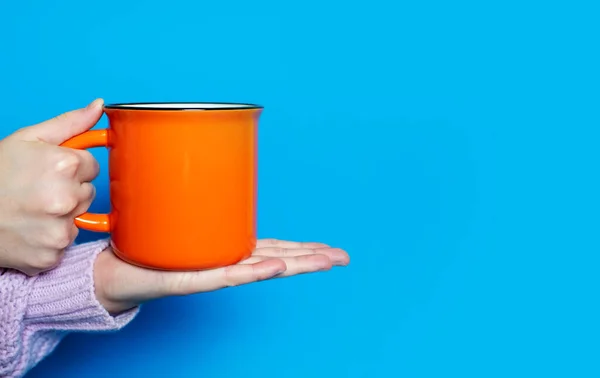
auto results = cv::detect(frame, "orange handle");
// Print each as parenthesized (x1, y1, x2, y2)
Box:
(61, 129, 110, 233)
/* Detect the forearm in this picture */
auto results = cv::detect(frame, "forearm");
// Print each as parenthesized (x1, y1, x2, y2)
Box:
(0, 240, 138, 377)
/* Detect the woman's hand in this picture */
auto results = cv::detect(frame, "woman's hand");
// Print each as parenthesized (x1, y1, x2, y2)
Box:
(0, 99, 103, 275)
(93, 239, 350, 314)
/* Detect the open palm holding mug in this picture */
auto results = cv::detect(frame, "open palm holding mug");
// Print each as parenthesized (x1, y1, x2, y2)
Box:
(57, 99, 349, 314)
(0, 98, 349, 314)
(95, 237, 349, 314)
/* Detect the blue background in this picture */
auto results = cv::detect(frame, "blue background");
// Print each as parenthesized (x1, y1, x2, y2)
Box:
(1, 0, 599, 377)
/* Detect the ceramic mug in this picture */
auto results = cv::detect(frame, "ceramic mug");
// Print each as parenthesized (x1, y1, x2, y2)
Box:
(61, 102, 262, 270)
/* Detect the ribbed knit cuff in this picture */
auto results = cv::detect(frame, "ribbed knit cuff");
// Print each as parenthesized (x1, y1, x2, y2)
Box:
(24, 239, 138, 331)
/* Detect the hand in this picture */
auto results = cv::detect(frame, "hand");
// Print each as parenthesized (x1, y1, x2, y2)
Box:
(0, 99, 103, 275)
(93, 239, 350, 314)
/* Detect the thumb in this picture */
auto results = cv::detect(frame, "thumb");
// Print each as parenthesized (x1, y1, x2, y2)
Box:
(19, 98, 104, 145)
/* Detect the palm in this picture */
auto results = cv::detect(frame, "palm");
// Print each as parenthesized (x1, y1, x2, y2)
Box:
(94, 239, 350, 314)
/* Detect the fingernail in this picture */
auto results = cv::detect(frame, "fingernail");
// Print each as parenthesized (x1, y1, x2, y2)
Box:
(333, 256, 350, 265)
(86, 98, 104, 111)
(272, 269, 285, 277)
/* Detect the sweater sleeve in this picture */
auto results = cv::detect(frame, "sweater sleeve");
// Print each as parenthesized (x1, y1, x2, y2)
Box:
(0, 239, 139, 378)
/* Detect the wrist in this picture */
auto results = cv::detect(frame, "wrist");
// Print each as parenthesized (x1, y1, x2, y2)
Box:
(93, 248, 139, 315)
(24, 239, 138, 331)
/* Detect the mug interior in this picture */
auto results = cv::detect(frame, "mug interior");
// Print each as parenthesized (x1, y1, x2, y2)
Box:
(103, 102, 262, 111)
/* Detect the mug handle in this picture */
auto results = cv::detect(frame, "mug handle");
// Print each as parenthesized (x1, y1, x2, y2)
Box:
(60, 129, 111, 233)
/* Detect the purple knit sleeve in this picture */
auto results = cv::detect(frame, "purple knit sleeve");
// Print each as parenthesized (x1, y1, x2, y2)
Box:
(0, 239, 139, 378)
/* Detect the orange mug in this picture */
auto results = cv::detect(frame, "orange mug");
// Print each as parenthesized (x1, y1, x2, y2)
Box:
(61, 102, 262, 271)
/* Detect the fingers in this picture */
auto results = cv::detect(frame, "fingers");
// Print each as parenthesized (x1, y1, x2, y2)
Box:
(18, 99, 104, 145)
(38, 180, 93, 216)
(51, 148, 100, 182)
(256, 238, 330, 249)
(169, 253, 336, 295)
(243, 254, 333, 275)
(222, 259, 287, 287)
(254, 246, 350, 266)
(101, 241, 350, 309)
(70, 182, 96, 217)
(138, 241, 348, 299)
(24, 150, 98, 217)
(255, 254, 332, 277)
(70, 149, 101, 182)
(165, 259, 287, 295)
